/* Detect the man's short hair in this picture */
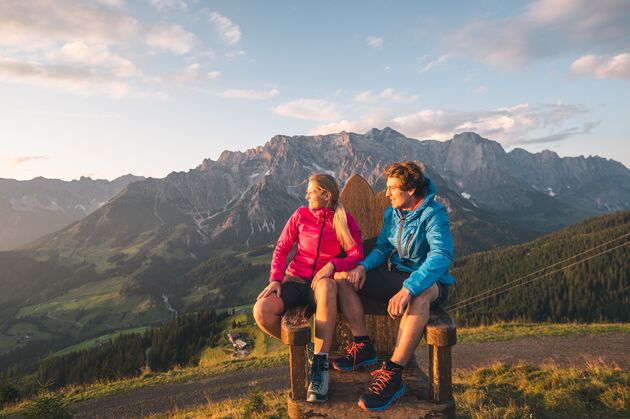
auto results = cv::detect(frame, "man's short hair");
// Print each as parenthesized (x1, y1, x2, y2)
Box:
(384, 161, 426, 197)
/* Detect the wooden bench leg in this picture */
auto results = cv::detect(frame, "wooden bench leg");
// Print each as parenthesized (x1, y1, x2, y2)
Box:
(428, 344, 453, 402)
(289, 344, 308, 400)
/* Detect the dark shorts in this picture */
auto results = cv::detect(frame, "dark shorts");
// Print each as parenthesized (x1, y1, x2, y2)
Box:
(359, 265, 449, 308)
(278, 275, 316, 312)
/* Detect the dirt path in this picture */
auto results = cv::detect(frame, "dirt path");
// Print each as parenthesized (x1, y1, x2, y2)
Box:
(71, 332, 629, 418)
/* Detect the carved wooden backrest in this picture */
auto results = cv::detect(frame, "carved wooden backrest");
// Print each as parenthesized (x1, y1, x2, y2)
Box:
(339, 174, 390, 241)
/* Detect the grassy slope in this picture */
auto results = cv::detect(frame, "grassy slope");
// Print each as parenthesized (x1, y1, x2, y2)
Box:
(2, 321, 628, 417)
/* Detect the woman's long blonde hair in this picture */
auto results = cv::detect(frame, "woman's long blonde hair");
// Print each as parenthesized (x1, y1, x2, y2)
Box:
(309, 174, 356, 251)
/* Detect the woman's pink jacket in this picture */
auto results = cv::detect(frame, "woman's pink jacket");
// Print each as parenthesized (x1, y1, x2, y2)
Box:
(269, 206, 363, 282)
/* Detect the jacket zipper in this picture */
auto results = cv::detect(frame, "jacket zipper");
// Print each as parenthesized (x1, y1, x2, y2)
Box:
(310, 212, 326, 279)
(404, 233, 414, 258)
(396, 211, 405, 258)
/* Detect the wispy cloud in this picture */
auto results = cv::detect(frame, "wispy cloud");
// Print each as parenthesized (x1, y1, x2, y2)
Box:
(7, 155, 49, 167)
(150, 0, 190, 12)
(225, 50, 245, 60)
(571, 53, 630, 80)
(420, 54, 450, 73)
(0, 0, 138, 49)
(45, 42, 141, 77)
(272, 99, 341, 121)
(209, 12, 241, 45)
(0, 56, 133, 97)
(145, 23, 196, 54)
(311, 102, 596, 146)
(171, 63, 220, 84)
(353, 88, 419, 103)
(222, 88, 279, 100)
(366, 36, 383, 50)
(448, 0, 630, 68)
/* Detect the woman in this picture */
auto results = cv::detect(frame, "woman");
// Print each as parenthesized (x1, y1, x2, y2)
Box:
(253, 174, 363, 403)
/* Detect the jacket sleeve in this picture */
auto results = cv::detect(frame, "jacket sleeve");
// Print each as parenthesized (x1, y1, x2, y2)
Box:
(331, 212, 364, 272)
(403, 207, 453, 296)
(269, 210, 300, 282)
(358, 207, 394, 271)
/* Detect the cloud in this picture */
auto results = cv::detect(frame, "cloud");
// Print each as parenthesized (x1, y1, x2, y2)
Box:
(150, 0, 190, 12)
(222, 88, 279, 100)
(0, 56, 132, 98)
(209, 12, 241, 45)
(311, 102, 596, 146)
(366, 36, 383, 49)
(571, 53, 630, 80)
(8, 155, 48, 167)
(272, 99, 341, 121)
(353, 88, 419, 103)
(225, 50, 245, 60)
(448, 0, 630, 68)
(170, 63, 220, 84)
(145, 23, 196, 54)
(45, 42, 141, 77)
(420, 54, 451, 72)
(0, 0, 139, 49)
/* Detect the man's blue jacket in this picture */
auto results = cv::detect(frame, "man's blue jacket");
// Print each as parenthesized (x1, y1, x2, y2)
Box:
(358, 177, 455, 296)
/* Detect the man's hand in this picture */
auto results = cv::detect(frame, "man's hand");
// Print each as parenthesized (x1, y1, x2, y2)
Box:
(388, 287, 412, 319)
(257, 281, 281, 300)
(348, 265, 367, 291)
(312, 262, 335, 290)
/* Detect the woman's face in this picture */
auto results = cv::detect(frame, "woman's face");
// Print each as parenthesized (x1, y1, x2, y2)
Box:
(305, 181, 331, 210)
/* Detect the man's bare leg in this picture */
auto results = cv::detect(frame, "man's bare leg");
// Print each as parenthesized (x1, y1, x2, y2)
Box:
(390, 283, 439, 365)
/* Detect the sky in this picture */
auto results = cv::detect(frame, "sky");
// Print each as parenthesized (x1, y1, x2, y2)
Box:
(1, 0, 629, 181)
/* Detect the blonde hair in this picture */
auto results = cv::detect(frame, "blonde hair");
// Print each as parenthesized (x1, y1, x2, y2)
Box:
(309, 174, 356, 251)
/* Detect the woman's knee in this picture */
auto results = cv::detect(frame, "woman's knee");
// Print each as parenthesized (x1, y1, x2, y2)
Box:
(315, 277, 337, 296)
(253, 297, 282, 325)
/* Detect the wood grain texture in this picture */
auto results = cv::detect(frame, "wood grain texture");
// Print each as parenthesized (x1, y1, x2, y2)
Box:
(281, 306, 313, 346)
(429, 345, 453, 403)
(289, 345, 308, 400)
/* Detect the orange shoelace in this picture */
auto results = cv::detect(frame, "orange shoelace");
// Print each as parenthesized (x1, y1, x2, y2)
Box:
(368, 367, 396, 395)
(344, 341, 365, 369)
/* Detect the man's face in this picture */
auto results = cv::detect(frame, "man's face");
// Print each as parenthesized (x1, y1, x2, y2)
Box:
(385, 177, 416, 209)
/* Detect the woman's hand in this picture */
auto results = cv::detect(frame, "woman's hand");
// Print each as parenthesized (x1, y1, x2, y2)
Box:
(257, 281, 281, 300)
(311, 262, 335, 290)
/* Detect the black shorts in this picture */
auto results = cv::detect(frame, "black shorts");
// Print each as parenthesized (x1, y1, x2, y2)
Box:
(278, 275, 316, 312)
(359, 265, 449, 308)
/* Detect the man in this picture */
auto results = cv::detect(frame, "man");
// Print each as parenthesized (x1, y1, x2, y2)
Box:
(333, 161, 454, 412)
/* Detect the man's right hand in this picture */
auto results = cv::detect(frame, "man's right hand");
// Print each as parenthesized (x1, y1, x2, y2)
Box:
(348, 265, 367, 291)
(257, 281, 281, 300)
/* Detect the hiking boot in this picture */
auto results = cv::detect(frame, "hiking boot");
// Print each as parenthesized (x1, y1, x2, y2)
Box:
(332, 340, 377, 372)
(307, 354, 329, 403)
(357, 362, 406, 411)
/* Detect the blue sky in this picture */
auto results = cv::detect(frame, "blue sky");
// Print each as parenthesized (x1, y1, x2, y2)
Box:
(1, 0, 629, 180)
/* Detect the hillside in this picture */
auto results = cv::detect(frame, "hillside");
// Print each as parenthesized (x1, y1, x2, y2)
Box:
(450, 210, 630, 326)
(0, 129, 629, 368)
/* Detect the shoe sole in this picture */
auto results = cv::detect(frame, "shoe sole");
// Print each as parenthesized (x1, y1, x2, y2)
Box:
(357, 384, 406, 411)
(332, 357, 378, 372)
(307, 393, 328, 403)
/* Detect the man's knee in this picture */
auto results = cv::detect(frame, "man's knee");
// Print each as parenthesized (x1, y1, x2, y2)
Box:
(408, 284, 439, 313)
(337, 279, 356, 295)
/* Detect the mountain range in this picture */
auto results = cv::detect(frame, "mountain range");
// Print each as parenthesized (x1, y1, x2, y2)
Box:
(1, 128, 629, 362)
(0, 175, 144, 251)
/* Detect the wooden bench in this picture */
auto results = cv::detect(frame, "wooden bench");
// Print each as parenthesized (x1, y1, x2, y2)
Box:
(281, 174, 457, 418)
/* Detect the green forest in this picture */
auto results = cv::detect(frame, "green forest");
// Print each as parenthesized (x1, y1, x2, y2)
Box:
(449, 210, 629, 326)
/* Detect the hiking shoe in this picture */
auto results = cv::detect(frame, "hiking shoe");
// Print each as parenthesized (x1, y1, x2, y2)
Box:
(332, 340, 377, 371)
(307, 354, 329, 403)
(358, 362, 406, 411)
